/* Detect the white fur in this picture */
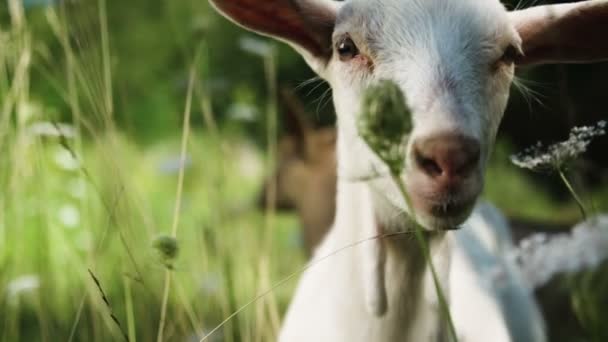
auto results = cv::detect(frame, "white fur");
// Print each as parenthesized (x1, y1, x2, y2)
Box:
(279, 193, 545, 341)
(279, 1, 545, 341)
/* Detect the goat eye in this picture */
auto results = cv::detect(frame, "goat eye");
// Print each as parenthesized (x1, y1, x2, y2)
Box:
(336, 37, 359, 61)
(499, 44, 520, 65)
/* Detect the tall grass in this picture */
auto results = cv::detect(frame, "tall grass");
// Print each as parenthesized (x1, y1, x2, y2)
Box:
(0, 1, 302, 341)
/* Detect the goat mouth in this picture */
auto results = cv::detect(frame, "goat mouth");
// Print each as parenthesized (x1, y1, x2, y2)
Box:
(411, 196, 477, 231)
(428, 199, 475, 219)
(371, 176, 479, 231)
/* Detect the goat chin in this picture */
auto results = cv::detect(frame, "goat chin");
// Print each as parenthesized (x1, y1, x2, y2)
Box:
(364, 174, 479, 232)
(279, 181, 546, 342)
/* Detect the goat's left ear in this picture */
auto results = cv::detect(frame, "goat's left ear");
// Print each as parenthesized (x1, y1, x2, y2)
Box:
(509, 0, 608, 65)
(209, 0, 340, 73)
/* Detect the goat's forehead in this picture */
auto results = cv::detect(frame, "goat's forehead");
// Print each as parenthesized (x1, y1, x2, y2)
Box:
(335, 0, 512, 51)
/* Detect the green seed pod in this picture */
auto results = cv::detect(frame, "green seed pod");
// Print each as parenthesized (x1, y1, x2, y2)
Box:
(358, 80, 412, 174)
(153, 235, 179, 263)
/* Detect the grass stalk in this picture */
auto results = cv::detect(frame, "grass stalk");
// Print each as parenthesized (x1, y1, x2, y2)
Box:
(263, 47, 278, 249)
(98, 0, 113, 125)
(558, 168, 587, 220)
(156, 62, 195, 342)
(156, 271, 173, 342)
(88, 269, 129, 341)
(193, 42, 238, 342)
(391, 175, 458, 342)
(174, 278, 204, 338)
(123, 275, 137, 342)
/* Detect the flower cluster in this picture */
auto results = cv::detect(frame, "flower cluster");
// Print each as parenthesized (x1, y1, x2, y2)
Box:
(511, 120, 606, 171)
(357, 80, 412, 174)
(512, 215, 608, 289)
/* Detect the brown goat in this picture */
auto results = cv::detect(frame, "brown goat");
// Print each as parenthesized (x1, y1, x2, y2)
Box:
(261, 88, 337, 255)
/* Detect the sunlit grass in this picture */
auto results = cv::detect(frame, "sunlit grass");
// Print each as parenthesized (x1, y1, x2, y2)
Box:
(0, 2, 301, 341)
(0, 127, 306, 341)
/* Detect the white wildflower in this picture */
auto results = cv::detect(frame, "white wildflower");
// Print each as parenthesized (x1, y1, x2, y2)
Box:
(58, 204, 80, 228)
(158, 155, 192, 175)
(512, 215, 608, 289)
(54, 147, 80, 171)
(239, 36, 274, 58)
(29, 122, 76, 138)
(200, 272, 222, 296)
(7, 275, 40, 304)
(511, 120, 606, 171)
(228, 103, 258, 122)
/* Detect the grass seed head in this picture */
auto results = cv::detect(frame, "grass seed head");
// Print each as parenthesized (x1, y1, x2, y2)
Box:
(358, 80, 412, 174)
(153, 235, 179, 265)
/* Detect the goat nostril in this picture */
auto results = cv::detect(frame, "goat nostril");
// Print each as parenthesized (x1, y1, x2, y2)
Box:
(458, 148, 481, 175)
(414, 134, 480, 180)
(416, 153, 443, 177)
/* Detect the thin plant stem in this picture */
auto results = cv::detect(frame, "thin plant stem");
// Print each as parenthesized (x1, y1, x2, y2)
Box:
(88, 270, 129, 341)
(67, 297, 86, 342)
(98, 0, 113, 126)
(198, 230, 415, 342)
(157, 271, 172, 342)
(262, 46, 279, 339)
(263, 47, 278, 249)
(174, 278, 205, 338)
(391, 174, 459, 342)
(123, 275, 137, 342)
(156, 64, 195, 342)
(558, 168, 587, 220)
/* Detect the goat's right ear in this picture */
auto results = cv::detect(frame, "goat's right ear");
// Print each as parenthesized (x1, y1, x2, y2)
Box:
(510, 0, 608, 65)
(209, 0, 340, 72)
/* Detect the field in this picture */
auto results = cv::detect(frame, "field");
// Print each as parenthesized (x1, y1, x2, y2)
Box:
(1, 1, 607, 341)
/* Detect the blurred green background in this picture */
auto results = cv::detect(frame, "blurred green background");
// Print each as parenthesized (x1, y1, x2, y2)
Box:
(0, 0, 606, 341)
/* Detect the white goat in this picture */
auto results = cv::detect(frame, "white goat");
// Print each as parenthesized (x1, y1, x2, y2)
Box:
(209, 0, 608, 341)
